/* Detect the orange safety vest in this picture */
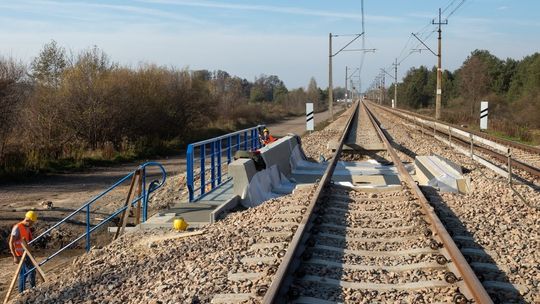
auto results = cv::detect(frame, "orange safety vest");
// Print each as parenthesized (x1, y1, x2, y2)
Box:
(263, 135, 276, 145)
(13, 222, 32, 257)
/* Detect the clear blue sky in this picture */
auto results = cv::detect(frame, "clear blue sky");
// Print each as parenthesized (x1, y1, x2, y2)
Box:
(1, 0, 539, 90)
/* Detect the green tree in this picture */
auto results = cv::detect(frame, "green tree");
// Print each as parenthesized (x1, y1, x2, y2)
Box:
(457, 55, 490, 116)
(399, 66, 430, 109)
(30, 40, 68, 88)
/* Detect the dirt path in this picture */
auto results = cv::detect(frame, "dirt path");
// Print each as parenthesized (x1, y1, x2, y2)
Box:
(265, 104, 345, 137)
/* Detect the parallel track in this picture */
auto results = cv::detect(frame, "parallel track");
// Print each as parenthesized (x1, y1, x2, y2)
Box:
(261, 101, 492, 303)
(368, 102, 540, 181)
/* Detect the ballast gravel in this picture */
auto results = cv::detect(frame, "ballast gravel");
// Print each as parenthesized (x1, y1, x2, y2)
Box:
(13, 186, 316, 304)
(369, 105, 540, 303)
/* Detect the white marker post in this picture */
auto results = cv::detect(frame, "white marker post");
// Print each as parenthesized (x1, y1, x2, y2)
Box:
(306, 103, 314, 131)
(480, 101, 488, 130)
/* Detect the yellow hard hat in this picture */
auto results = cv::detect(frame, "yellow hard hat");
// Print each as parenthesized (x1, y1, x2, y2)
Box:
(263, 128, 269, 133)
(25, 210, 38, 222)
(173, 218, 188, 231)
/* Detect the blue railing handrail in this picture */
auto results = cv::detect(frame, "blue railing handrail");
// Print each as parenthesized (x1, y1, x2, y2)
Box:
(186, 124, 264, 202)
(26, 161, 166, 274)
(188, 124, 266, 146)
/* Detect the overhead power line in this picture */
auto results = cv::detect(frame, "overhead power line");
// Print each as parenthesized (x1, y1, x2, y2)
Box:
(446, 0, 466, 18)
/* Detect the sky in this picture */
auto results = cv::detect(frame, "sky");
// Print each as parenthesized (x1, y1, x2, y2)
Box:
(1, 0, 539, 90)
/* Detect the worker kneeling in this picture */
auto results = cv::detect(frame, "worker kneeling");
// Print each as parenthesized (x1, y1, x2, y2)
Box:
(9, 211, 37, 292)
(260, 128, 276, 146)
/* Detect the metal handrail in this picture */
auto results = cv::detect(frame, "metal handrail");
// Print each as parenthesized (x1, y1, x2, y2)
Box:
(187, 125, 265, 202)
(26, 162, 166, 273)
(188, 124, 266, 146)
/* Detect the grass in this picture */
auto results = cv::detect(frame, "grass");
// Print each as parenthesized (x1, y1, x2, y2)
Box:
(486, 129, 539, 146)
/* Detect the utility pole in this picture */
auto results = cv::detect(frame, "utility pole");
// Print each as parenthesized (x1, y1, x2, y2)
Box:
(377, 75, 382, 104)
(350, 79, 355, 100)
(328, 32, 364, 120)
(433, 8, 448, 120)
(345, 66, 348, 102)
(381, 72, 385, 105)
(393, 58, 399, 108)
(328, 33, 333, 121)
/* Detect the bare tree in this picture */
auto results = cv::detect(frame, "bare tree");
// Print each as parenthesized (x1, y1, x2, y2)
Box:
(0, 56, 26, 163)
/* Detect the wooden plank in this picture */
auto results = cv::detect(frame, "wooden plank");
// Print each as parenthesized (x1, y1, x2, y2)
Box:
(3, 252, 27, 304)
(115, 171, 139, 240)
(135, 170, 142, 225)
(21, 242, 47, 283)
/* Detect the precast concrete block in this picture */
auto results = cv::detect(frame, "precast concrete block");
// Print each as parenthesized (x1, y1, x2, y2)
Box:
(260, 135, 297, 177)
(229, 158, 257, 198)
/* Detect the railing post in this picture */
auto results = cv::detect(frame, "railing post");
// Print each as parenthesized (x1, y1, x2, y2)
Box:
(200, 144, 206, 197)
(210, 141, 216, 189)
(227, 136, 232, 164)
(142, 166, 148, 222)
(85, 205, 90, 252)
(251, 129, 256, 150)
(470, 134, 474, 158)
(255, 126, 261, 149)
(236, 134, 241, 153)
(507, 148, 512, 185)
(187, 144, 194, 202)
(243, 131, 248, 150)
(217, 139, 222, 184)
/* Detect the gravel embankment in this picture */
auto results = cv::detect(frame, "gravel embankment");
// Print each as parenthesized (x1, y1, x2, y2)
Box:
(14, 185, 316, 304)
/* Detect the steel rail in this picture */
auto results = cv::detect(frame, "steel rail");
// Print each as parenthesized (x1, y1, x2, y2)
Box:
(262, 101, 360, 303)
(370, 102, 540, 178)
(376, 103, 540, 155)
(363, 102, 493, 303)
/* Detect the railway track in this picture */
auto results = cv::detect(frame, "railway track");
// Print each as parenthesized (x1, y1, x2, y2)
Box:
(219, 101, 492, 303)
(367, 102, 540, 182)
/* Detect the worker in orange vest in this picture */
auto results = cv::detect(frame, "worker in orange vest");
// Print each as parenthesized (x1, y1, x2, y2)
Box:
(9, 211, 37, 292)
(260, 128, 276, 146)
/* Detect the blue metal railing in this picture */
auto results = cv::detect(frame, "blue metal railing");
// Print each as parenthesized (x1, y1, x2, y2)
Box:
(187, 125, 265, 202)
(26, 162, 166, 275)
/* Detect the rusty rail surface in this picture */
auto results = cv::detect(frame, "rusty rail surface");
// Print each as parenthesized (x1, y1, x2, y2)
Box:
(264, 99, 493, 303)
(364, 101, 493, 304)
(262, 101, 360, 303)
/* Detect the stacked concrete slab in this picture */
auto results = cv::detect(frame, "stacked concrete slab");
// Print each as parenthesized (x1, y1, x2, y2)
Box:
(415, 154, 470, 194)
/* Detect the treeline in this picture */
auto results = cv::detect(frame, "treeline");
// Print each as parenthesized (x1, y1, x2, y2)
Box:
(375, 50, 540, 143)
(0, 41, 331, 178)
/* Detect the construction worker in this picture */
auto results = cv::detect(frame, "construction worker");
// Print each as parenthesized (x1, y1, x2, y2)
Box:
(260, 128, 276, 146)
(9, 211, 37, 292)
